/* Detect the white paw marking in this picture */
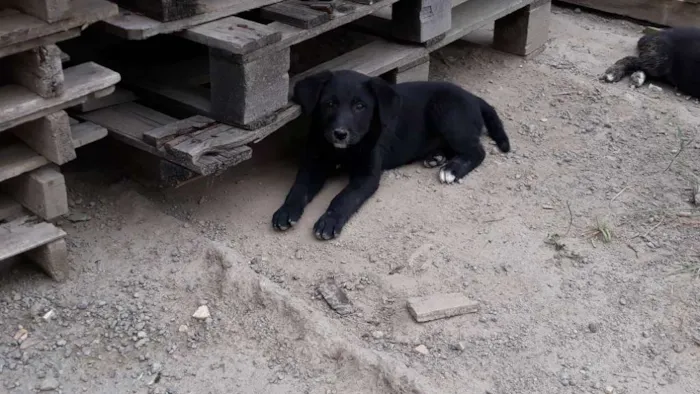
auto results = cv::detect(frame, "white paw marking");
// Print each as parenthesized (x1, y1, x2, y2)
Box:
(439, 167, 456, 184)
(605, 74, 615, 82)
(630, 71, 646, 87)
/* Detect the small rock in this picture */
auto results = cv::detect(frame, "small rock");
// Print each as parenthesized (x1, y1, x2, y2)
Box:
(642, 331, 650, 338)
(178, 325, 188, 333)
(56, 339, 66, 347)
(672, 343, 685, 353)
(66, 211, 91, 223)
(192, 305, 211, 320)
(619, 297, 627, 306)
(588, 322, 600, 333)
(137, 331, 147, 339)
(39, 377, 59, 391)
(77, 301, 88, 310)
(371, 331, 385, 339)
(414, 345, 429, 355)
(150, 362, 162, 374)
(294, 249, 303, 259)
(604, 386, 615, 394)
(450, 342, 466, 351)
(42, 310, 56, 321)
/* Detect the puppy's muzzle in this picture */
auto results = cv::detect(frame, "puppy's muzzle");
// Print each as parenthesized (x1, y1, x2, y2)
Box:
(332, 128, 349, 142)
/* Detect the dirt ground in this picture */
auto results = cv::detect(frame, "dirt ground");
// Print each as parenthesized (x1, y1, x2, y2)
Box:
(2, 6, 700, 394)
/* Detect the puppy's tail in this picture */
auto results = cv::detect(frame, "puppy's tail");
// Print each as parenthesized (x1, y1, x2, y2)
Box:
(479, 98, 510, 153)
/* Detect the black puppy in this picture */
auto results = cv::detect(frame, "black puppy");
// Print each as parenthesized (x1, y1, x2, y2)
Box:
(603, 27, 700, 97)
(272, 70, 510, 240)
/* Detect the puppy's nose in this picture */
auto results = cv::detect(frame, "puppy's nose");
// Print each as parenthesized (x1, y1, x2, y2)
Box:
(333, 129, 349, 141)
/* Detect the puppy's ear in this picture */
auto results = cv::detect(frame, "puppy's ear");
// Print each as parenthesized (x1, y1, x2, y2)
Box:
(293, 70, 332, 115)
(367, 77, 401, 133)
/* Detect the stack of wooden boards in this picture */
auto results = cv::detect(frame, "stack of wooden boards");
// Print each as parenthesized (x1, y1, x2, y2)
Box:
(70, 0, 552, 187)
(0, 0, 122, 281)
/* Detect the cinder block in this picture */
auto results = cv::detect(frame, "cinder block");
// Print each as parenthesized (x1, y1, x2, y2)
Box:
(209, 47, 290, 127)
(26, 239, 69, 282)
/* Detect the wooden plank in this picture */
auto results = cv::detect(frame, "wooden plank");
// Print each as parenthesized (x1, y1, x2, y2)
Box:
(0, 27, 80, 59)
(182, 16, 282, 54)
(75, 86, 137, 112)
(0, 62, 121, 132)
(12, 111, 77, 165)
(80, 102, 294, 175)
(0, 0, 118, 51)
(0, 215, 65, 262)
(143, 115, 217, 147)
(0, 0, 72, 23)
(407, 293, 479, 323)
(559, 0, 700, 28)
(299, 0, 533, 86)
(114, 0, 200, 22)
(0, 142, 49, 183)
(260, 1, 331, 29)
(102, 0, 288, 40)
(198, 0, 401, 63)
(1, 44, 64, 98)
(71, 121, 108, 148)
(3, 165, 69, 220)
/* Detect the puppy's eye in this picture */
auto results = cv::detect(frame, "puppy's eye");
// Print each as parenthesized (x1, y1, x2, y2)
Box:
(325, 101, 336, 109)
(354, 102, 366, 111)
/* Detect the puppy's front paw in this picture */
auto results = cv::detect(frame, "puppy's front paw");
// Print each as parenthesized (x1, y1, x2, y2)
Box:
(439, 166, 463, 185)
(313, 211, 345, 240)
(272, 204, 303, 231)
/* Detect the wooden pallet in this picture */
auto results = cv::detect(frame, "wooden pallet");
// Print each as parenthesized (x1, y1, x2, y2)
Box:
(117, 0, 549, 125)
(0, 0, 118, 58)
(558, 0, 700, 28)
(0, 61, 121, 132)
(0, 197, 69, 281)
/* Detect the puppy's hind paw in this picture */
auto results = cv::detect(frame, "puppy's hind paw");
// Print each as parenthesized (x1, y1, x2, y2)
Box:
(630, 71, 646, 87)
(423, 154, 447, 168)
(601, 67, 624, 83)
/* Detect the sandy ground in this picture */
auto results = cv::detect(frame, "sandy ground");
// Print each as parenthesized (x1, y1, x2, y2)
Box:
(2, 6, 700, 394)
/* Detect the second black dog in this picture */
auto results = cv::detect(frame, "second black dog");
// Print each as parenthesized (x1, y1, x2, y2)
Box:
(273, 70, 511, 240)
(603, 27, 700, 98)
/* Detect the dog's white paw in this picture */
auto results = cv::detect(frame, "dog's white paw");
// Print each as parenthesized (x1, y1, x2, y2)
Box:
(630, 71, 646, 87)
(604, 73, 615, 82)
(439, 167, 456, 184)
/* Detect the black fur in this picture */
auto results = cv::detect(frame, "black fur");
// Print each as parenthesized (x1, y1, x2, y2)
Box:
(603, 27, 700, 98)
(273, 70, 510, 240)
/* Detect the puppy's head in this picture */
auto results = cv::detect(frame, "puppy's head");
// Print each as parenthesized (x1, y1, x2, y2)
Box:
(293, 70, 401, 149)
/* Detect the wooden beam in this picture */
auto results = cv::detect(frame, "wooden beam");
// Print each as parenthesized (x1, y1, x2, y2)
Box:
(182, 15, 282, 54)
(260, 1, 331, 29)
